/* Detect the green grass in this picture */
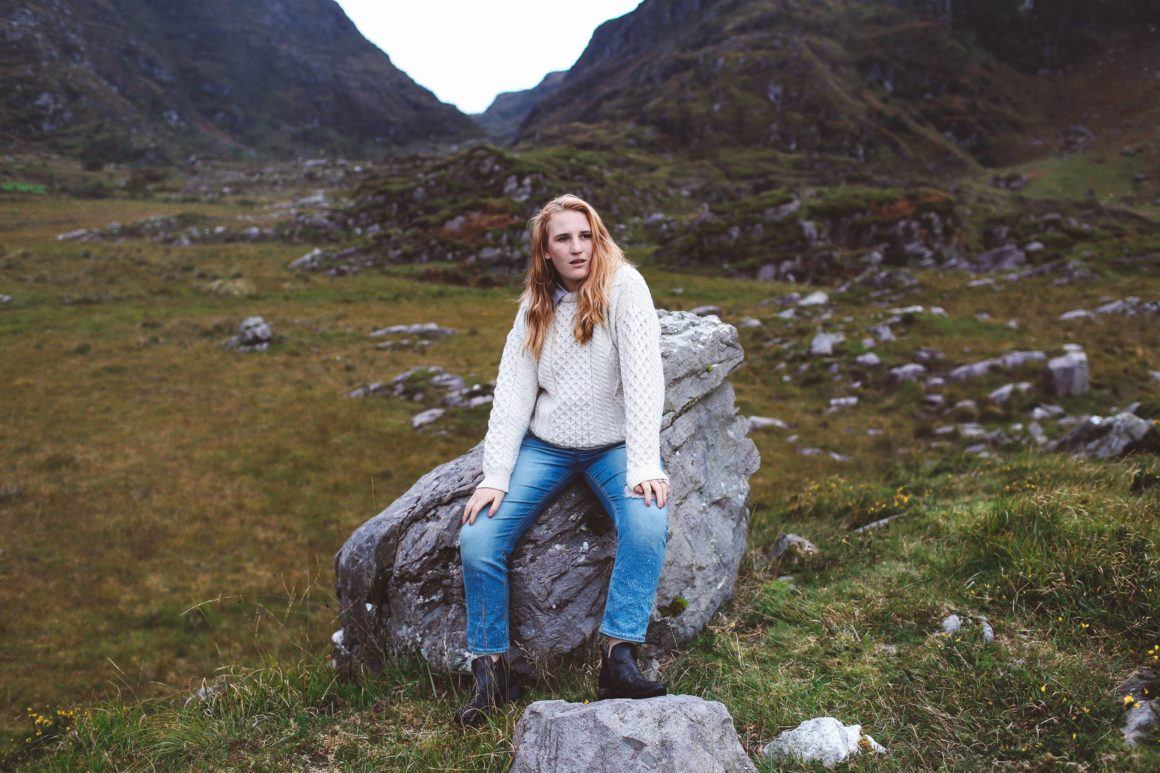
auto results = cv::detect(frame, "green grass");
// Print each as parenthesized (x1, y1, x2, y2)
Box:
(1, 177, 1158, 768)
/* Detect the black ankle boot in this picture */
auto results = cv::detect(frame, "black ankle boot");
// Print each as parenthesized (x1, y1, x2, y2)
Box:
(453, 654, 521, 727)
(597, 642, 667, 700)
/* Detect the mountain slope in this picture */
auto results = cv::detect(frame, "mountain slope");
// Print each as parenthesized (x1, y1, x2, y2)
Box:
(0, 0, 481, 162)
(511, 0, 1153, 172)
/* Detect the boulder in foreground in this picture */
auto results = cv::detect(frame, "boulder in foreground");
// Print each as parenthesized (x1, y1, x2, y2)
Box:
(511, 695, 756, 773)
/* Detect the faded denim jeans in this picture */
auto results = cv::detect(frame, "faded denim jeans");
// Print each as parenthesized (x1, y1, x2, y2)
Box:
(458, 430, 669, 655)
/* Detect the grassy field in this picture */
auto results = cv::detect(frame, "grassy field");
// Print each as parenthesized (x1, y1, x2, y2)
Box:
(1, 184, 1158, 768)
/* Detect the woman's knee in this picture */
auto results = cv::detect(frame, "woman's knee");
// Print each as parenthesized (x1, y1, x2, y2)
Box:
(458, 522, 502, 570)
(621, 504, 668, 549)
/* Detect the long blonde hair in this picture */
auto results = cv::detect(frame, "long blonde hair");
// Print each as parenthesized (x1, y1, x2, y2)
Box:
(520, 193, 630, 359)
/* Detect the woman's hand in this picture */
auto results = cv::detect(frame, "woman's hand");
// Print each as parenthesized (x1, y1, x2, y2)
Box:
(633, 479, 669, 508)
(462, 487, 505, 526)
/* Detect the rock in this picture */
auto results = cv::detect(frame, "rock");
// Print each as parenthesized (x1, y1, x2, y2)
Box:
(748, 416, 789, 431)
(370, 322, 455, 338)
(411, 408, 445, 428)
(888, 364, 926, 383)
(941, 614, 963, 634)
(811, 331, 844, 356)
(829, 396, 858, 409)
(690, 305, 722, 317)
(855, 352, 881, 367)
(511, 696, 756, 773)
(762, 717, 886, 768)
(738, 317, 763, 329)
(980, 619, 996, 644)
(1000, 350, 1046, 369)
(989, 382, 1032, 404)
(968, 244, 1026, 272)
(1042, 351, 1089, 397)
(223, 315, 274, 352)
(852, 515, 899, 533)
(1048, 412, 1160, 459)
(333, 310, 760, 675)
(870, 323, 895, 342)
(1030, 404, 1064, 421)
(0, 293, 11, 304)
(764, 533, 817, 565)
(798, 290, 829, 307)
(1116, 669, 1160, 747)
(1027, 421, 1048, 446)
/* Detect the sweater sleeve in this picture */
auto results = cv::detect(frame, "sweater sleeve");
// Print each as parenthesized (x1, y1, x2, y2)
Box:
(479, 299, 539, 492)
(615, 274, 669, 490)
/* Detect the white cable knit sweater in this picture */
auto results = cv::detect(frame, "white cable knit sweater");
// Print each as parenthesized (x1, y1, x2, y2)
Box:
(479, 263, 669, 493)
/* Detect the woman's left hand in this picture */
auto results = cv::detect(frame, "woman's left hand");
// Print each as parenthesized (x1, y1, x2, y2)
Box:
(633, 479, 669, 508)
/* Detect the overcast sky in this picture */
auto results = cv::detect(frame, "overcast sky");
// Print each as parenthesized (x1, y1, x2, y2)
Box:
(335, 1, 642, 114)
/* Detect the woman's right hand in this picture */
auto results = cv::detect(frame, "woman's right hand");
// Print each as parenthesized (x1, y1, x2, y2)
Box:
(462, 487, 505, 526)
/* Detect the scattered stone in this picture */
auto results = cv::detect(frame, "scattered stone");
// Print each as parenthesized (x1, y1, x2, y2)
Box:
(511, 696, 757, 773)
(183, 675, 230, 707)
(288, 247, 323, 269)
(1027, 421, 1048, 446)
(855, 352, 881, 367)
(223, 315, 275, 352)
(763, 534, 818, 567)
(967, 244, 1026, 273)
(871, 324, 895, 342)
(829, 396, 858, 409)
(941, 614, 963, 634)
(748, 415, 789, 431)
(989, 382, 1032, 404)
(1043, 351, 1089, 397)
(739, 317, 764, 329)
(811, 331, 844, 356)
(980, 618, 996, 644)
(923, 394, 946, 409)
(1030, 404, 1065, 420)
(888, 364, 926, 383)
(370, 322, 455, 338)
(776, 308, 796, 320)
(798, 290, 829, 307)
(762, 717, 886, 768)
(0, 293, 11, 304)
(411, 408, 445, 428)
(690, 305, 722, 317)
(852, 515, 899, 534)
(1115, 669, 1160, 747)
(1049, 412, 1160, 459)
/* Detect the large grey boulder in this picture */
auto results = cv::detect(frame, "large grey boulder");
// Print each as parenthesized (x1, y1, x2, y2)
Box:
(511, 696, 756, 773)
(333, 310, 760, 676)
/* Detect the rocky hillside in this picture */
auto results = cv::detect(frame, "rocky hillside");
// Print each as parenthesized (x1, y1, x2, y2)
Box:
(0, 0, 481, 164)
(510, 0, 1155, 171)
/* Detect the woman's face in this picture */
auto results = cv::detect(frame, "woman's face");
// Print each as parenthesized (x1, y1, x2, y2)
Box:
(545, 210, 593, 291)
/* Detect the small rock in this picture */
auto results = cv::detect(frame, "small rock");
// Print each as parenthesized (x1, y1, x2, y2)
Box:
(855, 352, 881, 366)
(748, 415, 789, 431)
(762, 717, 886, 768)
(798, 290, 829, 307)
(811, 331, 844, 356)
(411, 408, 445, 428)
(888, 363, 926, 383)
(941, 614, 963, 634)
(690, 305, 722, 317)
(1043, 351, 1089, 397)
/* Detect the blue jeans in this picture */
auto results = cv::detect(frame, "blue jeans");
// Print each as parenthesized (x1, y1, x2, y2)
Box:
(459, 431, 669, 655)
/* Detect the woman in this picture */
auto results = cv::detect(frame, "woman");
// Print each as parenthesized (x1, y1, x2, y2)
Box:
(454, 193, 671, 726)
